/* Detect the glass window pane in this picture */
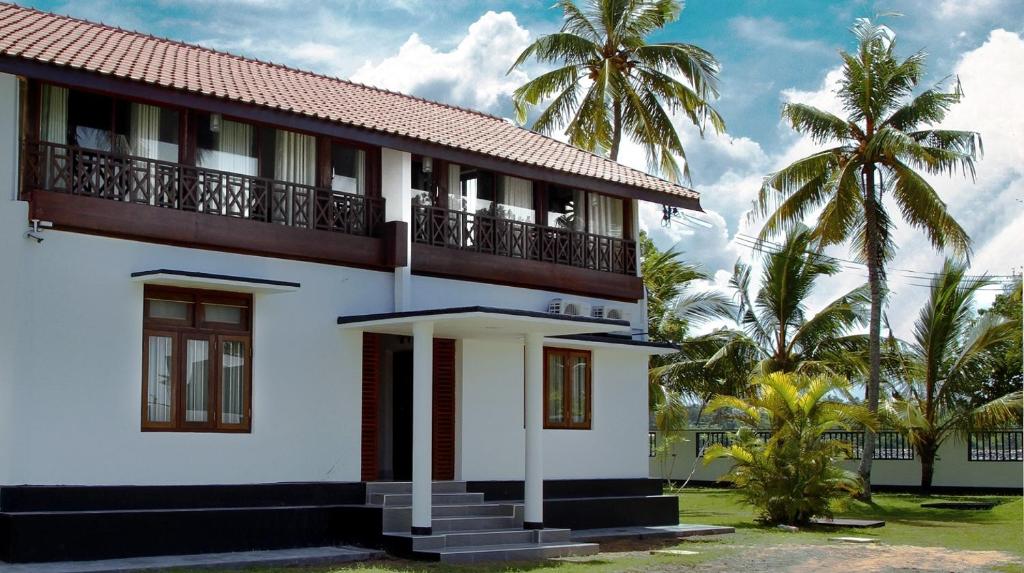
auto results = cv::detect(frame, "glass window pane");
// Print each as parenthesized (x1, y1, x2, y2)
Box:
(588, 193, 624, 238)
(67, 89, 113, 151)
(147, 299, 190, 321)
(221, 340, 247, 425)
(40, 84, 68, 145)
(331, 143, 365, 194)
(571, 355, 588, 424)
(495, 175, 534, 223)
(115, 102, 179, 162)
(274, 129, 316, 186)
(546, 186, 585, 231)
(185, 339, 210, 423)
(203, 303, 243, 325)
(196, 114, 258, 176)
(146, 335, 174, 423)
(547, 353, 565, 423)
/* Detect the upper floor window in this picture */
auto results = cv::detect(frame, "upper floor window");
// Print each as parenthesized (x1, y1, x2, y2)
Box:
(448, 164, 535, 223)
(197, 113, 259, 177)
(544, 347, 591, 430)
(142, 286, 252, 432)
(331, 142, 365, 195)
(548, 186, 624, 239)
(40, 84, 180, 161)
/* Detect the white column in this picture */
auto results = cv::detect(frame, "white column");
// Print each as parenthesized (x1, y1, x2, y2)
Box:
(380, 148, 413, 311)
(523, 332, 544, 529)
(411, 320, 434, 534)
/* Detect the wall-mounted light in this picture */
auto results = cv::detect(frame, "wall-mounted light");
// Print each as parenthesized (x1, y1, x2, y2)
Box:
(422, 157, 433, 173)
(210, 113, 222, 133)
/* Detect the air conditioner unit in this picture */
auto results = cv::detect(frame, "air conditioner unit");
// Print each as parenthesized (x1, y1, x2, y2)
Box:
(592, 305, 632, 323)
(547, 298, 590, 317)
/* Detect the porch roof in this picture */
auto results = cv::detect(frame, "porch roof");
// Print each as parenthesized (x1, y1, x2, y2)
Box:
(337, 306, 628, 339)
(337, 307, 679, 355)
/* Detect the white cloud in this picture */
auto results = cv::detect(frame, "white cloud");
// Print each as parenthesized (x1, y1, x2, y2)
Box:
(350, 11, 531, 113)
(729, 16, 831, 53)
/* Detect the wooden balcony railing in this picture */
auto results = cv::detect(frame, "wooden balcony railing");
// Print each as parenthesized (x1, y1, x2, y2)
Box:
(22, 140, 385, 237)
(411, 205, 637, 275)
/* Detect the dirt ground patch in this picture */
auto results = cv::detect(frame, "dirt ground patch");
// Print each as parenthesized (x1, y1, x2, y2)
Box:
(597, 540, 1022, 572)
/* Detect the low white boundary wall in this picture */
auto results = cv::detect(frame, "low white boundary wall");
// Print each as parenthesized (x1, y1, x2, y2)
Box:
(649, 429, 1023, 490)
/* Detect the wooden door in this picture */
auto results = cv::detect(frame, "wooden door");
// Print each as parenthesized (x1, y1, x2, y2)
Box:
(432, 339, 456, 480)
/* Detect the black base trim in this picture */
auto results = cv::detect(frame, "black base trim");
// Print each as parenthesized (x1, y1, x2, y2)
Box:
(410, 526, 432, 536)
(523, 521, 544, 530)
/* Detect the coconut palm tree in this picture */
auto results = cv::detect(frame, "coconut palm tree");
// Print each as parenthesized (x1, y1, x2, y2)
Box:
(640, 232, 732, 430)
(653, 226, 870, 416)
(704, 372, 878, 525)
(884, 260, 1022, 491)
(507, 0, 724, 182)
(755, 18, 980, 498)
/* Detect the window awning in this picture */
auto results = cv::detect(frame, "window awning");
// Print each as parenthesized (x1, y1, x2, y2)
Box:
(131, 269, 300, 294)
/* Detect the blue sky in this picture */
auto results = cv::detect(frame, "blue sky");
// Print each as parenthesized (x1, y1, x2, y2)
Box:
(24, 0, 1024, 334)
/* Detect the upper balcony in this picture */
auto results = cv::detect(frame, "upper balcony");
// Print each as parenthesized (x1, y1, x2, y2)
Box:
(21, 139, 401, 270)
(18, 79, 643, 301)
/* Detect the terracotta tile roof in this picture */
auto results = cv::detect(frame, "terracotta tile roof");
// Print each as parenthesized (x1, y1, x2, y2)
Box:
(0, 2, 700, 205)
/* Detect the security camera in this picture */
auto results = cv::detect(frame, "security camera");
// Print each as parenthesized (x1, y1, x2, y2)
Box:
(26, 219, 53, 243)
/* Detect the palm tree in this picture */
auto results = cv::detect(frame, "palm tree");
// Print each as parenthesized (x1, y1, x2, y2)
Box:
(884, 260, 1022, 491)
(653, 226, 870, 416)
(640, 232, 731, 430)
(704, 372, 878, 525)
(755, 18, 980, 499)
(508, 0, 724, 182)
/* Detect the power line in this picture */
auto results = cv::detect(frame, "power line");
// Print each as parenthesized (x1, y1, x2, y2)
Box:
(733, 232, 1021, 281)
(730, 235, 1015, 292)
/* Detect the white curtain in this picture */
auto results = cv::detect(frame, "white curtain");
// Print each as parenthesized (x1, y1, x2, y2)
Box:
(447, 163, 463, 210)
(40, 85, 68, 145)
(500, 175, 534, 222)
(588, 193, 624, 238)
(146, 335, 173, 424)
(185, 339, 210, 423)
(275, 130, 315, 185)
(221, 340, 245, 425)
(129, 103, 161, 159)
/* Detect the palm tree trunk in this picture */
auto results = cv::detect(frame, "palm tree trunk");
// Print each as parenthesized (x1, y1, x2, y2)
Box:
(920, 445, 937, 493)
(610, 97, 623, 160)
(857, 164, 883, 502)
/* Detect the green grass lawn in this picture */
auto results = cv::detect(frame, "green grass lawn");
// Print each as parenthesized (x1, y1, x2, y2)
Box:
(176, 489, 1024, 573)
(675, 487, 1024, 556)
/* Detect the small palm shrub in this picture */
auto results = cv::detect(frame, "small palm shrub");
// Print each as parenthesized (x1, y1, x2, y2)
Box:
(704, 372, 877, 525)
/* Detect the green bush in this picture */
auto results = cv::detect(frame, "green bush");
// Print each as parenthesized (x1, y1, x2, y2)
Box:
(704, 372, 877, 525)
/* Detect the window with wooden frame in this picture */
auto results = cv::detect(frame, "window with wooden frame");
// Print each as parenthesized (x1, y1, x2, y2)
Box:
(543, 347, 592, 430)
(142, 286, 252, 432)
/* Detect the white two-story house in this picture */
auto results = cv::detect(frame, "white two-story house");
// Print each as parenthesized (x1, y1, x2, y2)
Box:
(0, 3, 701, 563)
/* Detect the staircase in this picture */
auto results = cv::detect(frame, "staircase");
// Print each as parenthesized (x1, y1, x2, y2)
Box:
(368, 481, 599, 563)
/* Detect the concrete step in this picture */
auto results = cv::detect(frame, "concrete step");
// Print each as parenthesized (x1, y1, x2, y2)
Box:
(368, 492, 485, 506)
(426, 541, 600, 563)
(432, 515, 521, 533)
(382, 503, 521, 532)
(432, 503, 518, 517)
(385, 527, 573, 552)
(364, 481, 466, 497)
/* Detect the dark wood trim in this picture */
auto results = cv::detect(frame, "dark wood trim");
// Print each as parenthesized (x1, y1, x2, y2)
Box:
(543, 347, 592, 430)
(3, 59, 701, 210)
(361, 333, 380, 482)
(29, 190, 394, 271)
(411, 243, 643, 302)
(432, 338, 456, 481)
(383, 221, 408, 268)
(141, 329, 179, 431)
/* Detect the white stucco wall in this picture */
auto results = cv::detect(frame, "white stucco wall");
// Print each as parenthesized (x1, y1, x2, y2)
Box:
(650, 430, 1023, 490)
(458, 339, 650, 481)
(0, 73, 23, 485)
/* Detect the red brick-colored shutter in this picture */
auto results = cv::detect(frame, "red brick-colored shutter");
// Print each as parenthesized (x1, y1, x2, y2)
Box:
(432, 338, 456, 480)
(361, 332, 379, 482)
